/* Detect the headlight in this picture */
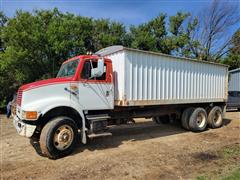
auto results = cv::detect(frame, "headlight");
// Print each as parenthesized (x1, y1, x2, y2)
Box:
(22, 111, 38, 120)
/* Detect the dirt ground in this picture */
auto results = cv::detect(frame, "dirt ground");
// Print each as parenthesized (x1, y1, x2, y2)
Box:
(0, 112, 240, 180)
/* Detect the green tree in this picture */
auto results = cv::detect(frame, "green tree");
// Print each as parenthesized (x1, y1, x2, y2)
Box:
(128, 13, 167, 52)
(91, 19, 126, 51)
(128, 12, 199, 57)
(0, 9, 127, 109)
(223, 29, 240, 70)
(168, 12, 199, 57)
(0, 7, 237, 110)
(0, 11, 8, 51)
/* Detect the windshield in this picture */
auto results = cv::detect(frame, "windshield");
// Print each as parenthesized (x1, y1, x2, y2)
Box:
(57, 59, 80, 78)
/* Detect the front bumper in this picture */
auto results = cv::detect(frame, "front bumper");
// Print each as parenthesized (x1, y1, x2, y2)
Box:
(13, 115, 36, 138)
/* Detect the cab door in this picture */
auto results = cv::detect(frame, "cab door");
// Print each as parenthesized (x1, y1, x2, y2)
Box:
(77, 58, 114, 110)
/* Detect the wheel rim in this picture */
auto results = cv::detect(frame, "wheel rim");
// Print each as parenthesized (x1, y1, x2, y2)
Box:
(213, 111, 222, 125)
(53, 125, 74, 150)
(196, 112, 206, 128)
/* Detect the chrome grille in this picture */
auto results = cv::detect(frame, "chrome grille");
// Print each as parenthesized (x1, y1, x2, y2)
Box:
(17, 90, 23, 106)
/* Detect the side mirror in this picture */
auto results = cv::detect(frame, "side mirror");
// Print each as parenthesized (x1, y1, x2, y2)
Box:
(91, 58, 104, 78)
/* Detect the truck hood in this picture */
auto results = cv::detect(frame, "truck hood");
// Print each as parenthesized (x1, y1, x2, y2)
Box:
(20, 77, 73, 91)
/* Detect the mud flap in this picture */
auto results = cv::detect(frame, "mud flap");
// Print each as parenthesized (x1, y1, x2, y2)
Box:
(81, 127, 87, 144)
(79, 111, 87, 144)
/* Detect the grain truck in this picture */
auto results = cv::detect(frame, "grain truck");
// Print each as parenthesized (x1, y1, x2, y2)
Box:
(13, 46, 228, 159)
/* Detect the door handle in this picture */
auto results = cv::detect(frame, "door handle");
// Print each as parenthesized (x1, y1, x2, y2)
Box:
(106, 91, 110, 97)
(64, 87, 77, 96)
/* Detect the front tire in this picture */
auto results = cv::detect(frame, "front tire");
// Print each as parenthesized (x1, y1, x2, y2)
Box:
(189, 108, 207, 132)
(40, 116, 78, 159)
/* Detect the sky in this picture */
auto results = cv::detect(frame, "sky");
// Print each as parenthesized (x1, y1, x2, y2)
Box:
(0, 0, 222, 26)
(1, 0, 239, 31)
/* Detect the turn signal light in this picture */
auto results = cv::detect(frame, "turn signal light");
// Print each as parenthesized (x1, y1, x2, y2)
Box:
(25, 111, 38, 120)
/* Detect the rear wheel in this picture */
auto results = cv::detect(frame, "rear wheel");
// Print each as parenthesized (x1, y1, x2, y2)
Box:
(207, 106, 223, 128)
(181, 108, 195, 130)
(189, 108, 207, 132)
(40, 116, 78, 159)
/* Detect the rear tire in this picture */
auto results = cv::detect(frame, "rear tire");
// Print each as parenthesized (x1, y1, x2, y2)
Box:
(181, 108, 195, 130)
(207, 106, 223, 128)
(189, 108, 207, 132)
(40, 116, 78, 159)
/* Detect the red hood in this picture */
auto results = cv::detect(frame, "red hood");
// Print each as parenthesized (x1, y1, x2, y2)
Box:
(19, 77, 73, 91)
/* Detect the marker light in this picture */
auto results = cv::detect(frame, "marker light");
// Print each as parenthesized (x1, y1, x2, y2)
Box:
(23, 111, 38, 120)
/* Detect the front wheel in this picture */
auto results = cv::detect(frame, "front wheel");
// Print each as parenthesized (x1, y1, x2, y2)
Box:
(40, 116, 78, 159)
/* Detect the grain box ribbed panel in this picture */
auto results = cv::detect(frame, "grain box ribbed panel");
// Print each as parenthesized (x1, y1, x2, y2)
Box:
(104, 47, 228, 106)
(105, 51, 125, 100)
(229, 69, 240, 91)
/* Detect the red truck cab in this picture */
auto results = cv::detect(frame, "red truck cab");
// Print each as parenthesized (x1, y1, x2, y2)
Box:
(14, 55, 114, 159)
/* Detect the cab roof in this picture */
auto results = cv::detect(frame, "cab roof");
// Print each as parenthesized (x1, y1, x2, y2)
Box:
(63, 55, 111, 64)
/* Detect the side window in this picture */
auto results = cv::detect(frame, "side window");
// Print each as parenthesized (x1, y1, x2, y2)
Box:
(81, 61, 91, 79)
(81, 60, 107, 80)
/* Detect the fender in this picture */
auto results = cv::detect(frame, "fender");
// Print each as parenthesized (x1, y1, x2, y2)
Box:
(23, 97, 87, 144)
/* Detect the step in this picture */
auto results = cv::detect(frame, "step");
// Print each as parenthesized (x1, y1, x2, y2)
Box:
(86, 114, 110, 121)
(88, 132, 112, 138)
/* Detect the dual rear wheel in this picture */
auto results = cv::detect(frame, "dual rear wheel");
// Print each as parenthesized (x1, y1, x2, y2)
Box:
(181, 106, 223, 132)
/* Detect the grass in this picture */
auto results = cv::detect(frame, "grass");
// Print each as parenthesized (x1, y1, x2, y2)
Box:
(196, 176, 207, 180)
(221, 145, 240, 159)
(196, 169, 240, 180)
(221, 168, 240, 180)
(196, 144, 240, 180)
